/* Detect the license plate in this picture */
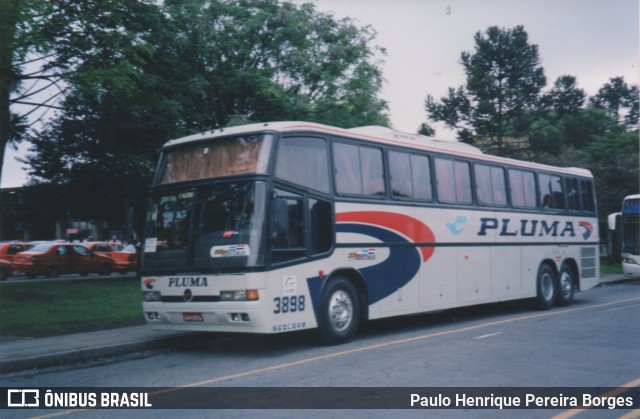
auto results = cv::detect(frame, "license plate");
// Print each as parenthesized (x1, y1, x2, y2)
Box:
(183, 313, 203, 322)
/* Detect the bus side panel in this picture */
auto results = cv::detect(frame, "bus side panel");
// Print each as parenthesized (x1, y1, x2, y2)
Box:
(420, 248, 459, 310)
(334, 204, 426, 319)
(491, 245, 523, 300)
(264, 266, 321, 333)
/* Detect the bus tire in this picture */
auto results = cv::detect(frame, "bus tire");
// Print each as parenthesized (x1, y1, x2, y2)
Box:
(536, 264, 556, 310)
(556, 264, 575, 307)
(318, 277, 360, 345)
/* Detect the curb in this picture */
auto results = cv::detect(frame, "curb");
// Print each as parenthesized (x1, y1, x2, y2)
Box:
(0, 332, 192, 375)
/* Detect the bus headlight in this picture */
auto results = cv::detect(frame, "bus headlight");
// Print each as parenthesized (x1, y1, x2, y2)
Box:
(220, 290, 259, 301)
(144, 291, 162, 302)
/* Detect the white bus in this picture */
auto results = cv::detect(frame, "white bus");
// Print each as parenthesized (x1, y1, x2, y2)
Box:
(608, 194, 640, 277)
(141, 122, 599, 344)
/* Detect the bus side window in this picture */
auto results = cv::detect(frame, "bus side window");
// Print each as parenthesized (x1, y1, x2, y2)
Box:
(389, 151, 413, 198)
(310, 198, 332, 254)
(509, 169, 537, 208)
(580, 179, 595, 212)
(435, 158, 471, 204)
(475, 164, 506, 206)
(333, 142, 385, 197)
(539, 173, 565, 210)
(272, 196, 303, 249)
(334, 143, 362, 195)
(565, 177, 580, 210)
(272, 198, 289, 246)
(360, 146, 385, 196)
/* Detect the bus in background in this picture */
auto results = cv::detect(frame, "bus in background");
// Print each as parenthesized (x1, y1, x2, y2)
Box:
(140, 122, 599, 344)
(608, 194, 640, 277)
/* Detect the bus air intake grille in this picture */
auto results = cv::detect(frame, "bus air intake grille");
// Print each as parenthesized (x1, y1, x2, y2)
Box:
(161, 296, 220, 303)
(580, 246, 597, 278)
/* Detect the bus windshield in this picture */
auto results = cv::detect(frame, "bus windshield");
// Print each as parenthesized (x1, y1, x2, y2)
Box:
(622, 197, 640, 255)
(143, 181, 267, 273)
(156, 134, 272, 185)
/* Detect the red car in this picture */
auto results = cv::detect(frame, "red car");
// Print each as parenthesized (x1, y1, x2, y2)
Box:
(112, 244, 139, 274)
(12, 243, 114, 279)
(0, 241, 27, 263)
(0, 259, 12, 281)
(83, 242, 124, 258)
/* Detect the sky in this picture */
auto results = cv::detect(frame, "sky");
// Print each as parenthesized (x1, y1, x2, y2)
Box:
(1, 0, 638, 188)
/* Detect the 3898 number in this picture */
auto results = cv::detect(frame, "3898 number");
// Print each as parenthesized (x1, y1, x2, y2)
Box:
(273, 295, 305, 314)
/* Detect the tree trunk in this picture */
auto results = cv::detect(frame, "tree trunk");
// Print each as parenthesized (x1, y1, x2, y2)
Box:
(0, 1, 20, 186)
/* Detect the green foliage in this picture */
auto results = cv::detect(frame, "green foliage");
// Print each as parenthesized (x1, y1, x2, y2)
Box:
(423, 24, 639, 223)
(156, 0, 389, 129)
(586, 130, 639, 217)
(590, 76, 639, 129)
(425, 26, 546, 155)
(0, 278, 142, 337)
(12, 0, 389, 233)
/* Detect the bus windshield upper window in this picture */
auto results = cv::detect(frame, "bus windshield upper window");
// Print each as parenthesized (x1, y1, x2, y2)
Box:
(158, 134, 272, 185)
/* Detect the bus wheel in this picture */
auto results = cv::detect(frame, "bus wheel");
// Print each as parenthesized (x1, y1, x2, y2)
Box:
(318, 278, 360, 345)
(556, 265, 575, 307)
(535, 264, 556, 310)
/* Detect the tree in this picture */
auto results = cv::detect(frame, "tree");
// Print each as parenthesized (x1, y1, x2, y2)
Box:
(158, 0, 389, 130)
(424, 25, 546, 156)
(0, 0, 160, 187)
(0, 0, 52, 186)
(590, 76, 639, 130)
(20, 0, 390, 236)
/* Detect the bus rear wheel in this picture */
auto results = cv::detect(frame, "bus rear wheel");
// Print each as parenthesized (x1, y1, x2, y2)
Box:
(556, 264, 575, 307)
(318, 278, 360, 345)
(536, 264, 556, 310)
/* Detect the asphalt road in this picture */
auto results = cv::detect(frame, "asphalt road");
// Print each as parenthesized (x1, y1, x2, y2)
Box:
(2, 279, 639, 419)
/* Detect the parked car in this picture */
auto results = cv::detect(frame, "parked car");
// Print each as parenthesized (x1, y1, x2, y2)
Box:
(111, 244, 139, 274)
(12, 243, 114, 278)
(0, 241, 27, 263)
(25, 241, 52, 250)
(83, 242, 124, 259)
(0, 258, 12, 281)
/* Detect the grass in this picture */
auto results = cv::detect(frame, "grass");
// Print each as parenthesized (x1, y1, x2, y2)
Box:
(600, 258, 624, 276)
(0, 277, 144, 337)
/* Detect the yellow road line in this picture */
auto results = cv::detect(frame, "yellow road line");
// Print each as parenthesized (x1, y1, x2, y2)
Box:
(549, 377, 640, 419)
(185, 297, 640, 387)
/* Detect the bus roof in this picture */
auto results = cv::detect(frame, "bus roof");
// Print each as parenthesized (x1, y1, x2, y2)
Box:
(163, 121, 593, 178)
